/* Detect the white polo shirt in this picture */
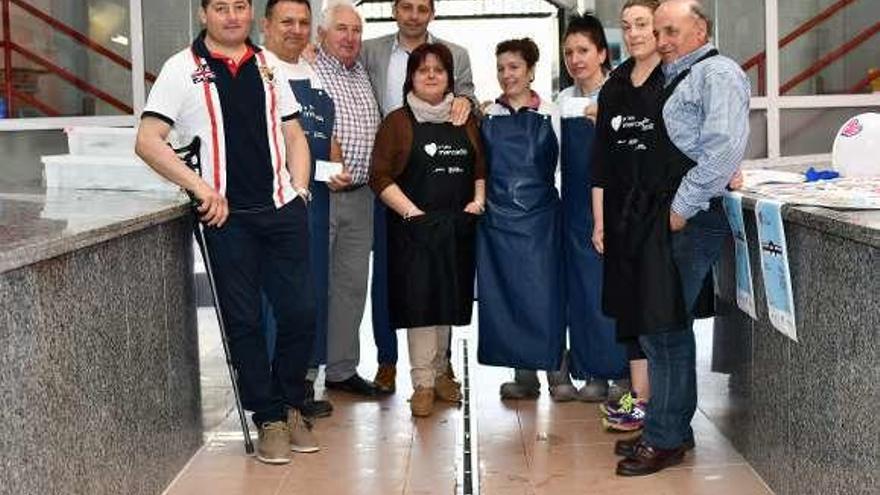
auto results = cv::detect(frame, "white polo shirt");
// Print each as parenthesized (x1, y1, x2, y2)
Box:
(143, 36, 301, 210)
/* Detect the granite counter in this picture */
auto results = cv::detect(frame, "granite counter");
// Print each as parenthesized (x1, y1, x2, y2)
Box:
(704, 193, 879, 495)
(0, 186, 202, 495)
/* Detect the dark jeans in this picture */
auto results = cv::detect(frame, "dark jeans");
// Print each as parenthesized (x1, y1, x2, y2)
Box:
(204, 198, 316, 426)
(371, 199, 398, 365)
(639, 205, 730, 449)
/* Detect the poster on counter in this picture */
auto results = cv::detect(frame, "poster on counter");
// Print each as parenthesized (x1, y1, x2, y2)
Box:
(754, 199, 798, 341)
(722, 192, 757, 319)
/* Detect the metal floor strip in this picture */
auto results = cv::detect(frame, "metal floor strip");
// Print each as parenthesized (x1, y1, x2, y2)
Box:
(456, 337, 479, 495)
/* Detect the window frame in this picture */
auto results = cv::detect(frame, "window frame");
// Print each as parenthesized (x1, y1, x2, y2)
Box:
(0, 0, 145, 131)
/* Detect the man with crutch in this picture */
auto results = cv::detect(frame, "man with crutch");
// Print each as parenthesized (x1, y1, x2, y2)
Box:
(135, 0, 317, 465)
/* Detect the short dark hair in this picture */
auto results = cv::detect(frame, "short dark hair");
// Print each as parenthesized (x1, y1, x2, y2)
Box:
(496, 38, 540, 69)
(564, 14, 612, 73)
(402, 42, 455, 101)
(265, 0, 311, 18)
(201, 0, 253, 8)
(393, 0, 435, 11)
(622, 0, 660, 12)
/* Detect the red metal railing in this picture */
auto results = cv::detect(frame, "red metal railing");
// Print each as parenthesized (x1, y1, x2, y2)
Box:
(1, 0, 156, 117)
(849, 69, 880, 93)
(741, 0, 878, 96)
(780, 20, 880, 95)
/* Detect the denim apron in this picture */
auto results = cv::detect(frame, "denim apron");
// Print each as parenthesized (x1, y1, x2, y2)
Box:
(477, 108, 565, 370)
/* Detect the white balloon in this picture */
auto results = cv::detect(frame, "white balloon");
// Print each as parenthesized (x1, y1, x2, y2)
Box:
(832, 112, 880, 178)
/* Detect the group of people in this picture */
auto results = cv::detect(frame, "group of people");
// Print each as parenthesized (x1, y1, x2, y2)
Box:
(136, 0, 749, 478)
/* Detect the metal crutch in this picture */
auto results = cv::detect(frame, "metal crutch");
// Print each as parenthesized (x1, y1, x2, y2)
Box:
(173, 137, 254, 454)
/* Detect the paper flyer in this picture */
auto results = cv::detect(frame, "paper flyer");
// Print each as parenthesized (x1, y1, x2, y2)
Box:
(754, 199, 798, 341)
(722, 192, 756, 319)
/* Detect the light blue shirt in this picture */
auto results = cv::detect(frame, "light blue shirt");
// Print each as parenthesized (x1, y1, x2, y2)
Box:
(662, 43, 750, 219)
(383, 33, 435, 115)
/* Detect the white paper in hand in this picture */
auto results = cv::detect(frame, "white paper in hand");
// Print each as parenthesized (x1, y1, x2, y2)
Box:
(560, 96, 592, 119)
(315, 160, 343, 182)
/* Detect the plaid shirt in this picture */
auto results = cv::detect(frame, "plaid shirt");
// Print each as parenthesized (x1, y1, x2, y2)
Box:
(314, 48, 381, 186)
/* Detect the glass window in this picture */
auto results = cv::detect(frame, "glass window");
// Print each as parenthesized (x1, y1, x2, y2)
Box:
(0, 0, 133, 118)
(714, 0, 765, 97)
(778, 0, 880, 95)
(780, 107, 877, 156)
(746, 110, 768, 160)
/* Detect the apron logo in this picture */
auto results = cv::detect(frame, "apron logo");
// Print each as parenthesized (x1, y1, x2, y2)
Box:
(424, 143, 438, 157)
(841, 118, 862, 137)
(611, 115, 623, 131)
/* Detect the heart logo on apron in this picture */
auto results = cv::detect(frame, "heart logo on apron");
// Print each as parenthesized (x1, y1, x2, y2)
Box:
(424, 142, 438, 157)
(611, 115, 623, 132)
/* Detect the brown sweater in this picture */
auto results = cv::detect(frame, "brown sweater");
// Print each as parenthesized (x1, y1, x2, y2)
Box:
(369, 107, 486, 195)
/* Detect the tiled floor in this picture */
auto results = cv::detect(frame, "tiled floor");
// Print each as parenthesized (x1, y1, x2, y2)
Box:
(163, 307, 773, 495)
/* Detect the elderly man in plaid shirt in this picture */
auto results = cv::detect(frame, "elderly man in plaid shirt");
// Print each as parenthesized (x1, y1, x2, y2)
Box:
(313, 0, 384, 397)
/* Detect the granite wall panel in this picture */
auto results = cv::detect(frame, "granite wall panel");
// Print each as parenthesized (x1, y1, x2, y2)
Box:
(0, 218, 200, 495)
(704, 209, 880, 495)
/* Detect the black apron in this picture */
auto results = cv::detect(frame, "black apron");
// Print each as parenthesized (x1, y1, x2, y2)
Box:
(560, 105, 628, 379)
(603, 50, 719, 338)
(386, 108, 478, 329)
(476, 108, 565, 370)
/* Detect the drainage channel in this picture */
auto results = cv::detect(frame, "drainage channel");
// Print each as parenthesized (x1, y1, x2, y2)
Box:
(456, 338, 479, 495)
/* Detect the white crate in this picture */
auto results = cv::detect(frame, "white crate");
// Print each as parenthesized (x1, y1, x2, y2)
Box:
(65, 126, 138, 156)
(41, 154, 178, 193)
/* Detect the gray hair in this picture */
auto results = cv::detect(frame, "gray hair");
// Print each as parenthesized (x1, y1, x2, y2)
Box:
(662, 0, 713, 38)
(320, 0, 362, 30)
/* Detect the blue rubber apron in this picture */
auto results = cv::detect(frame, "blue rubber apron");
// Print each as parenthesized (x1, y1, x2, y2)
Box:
(560, 113, 628, 379)
(263, 77, 334, 366)
(476, 109, 565, 370)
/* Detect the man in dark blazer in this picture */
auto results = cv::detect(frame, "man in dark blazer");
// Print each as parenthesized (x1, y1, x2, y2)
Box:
(360, 0, 476, 394)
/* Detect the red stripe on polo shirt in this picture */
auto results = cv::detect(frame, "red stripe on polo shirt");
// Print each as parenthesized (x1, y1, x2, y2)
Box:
(256, 51, 285, 206)
(191, 49, 221, 192)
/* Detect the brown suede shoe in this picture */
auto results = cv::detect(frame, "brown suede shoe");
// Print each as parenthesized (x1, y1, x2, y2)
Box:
(410, 386, 435, 417)
(434, 373, 463, 402)
(616, 443, 685, 476)
(373, 364, 396, 394)
(445, 361, 456, 381)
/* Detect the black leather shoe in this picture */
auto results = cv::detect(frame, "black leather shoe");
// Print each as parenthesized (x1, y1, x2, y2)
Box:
(615, 434, 695, 458)
(301, 399, 333, 419)
(616, 443, 685, 476)
(325, 374, 380, 397)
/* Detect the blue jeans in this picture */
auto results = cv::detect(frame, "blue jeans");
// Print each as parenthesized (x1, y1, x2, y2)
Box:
(639, 205, 730, 449)
(371, 199, 398, 365)
(204, 199, 316, 426)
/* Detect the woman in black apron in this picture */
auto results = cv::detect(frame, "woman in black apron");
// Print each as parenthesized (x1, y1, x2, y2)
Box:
(591, 0, 731, 434)
(477, 38, 566, 399)
(369, 43, 486, 418)
(590, 0, 662, 432)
